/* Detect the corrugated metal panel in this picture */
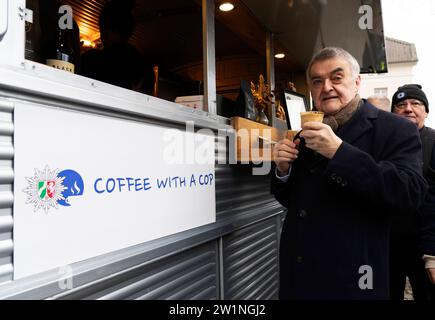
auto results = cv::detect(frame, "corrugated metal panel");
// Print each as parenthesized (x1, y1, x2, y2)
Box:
(216, 164, 277, 217)
(0, 99, 14, 285)
(52, 241, 218, 300)
(223, 218, 279, 300)
(215, 134, 227, 165)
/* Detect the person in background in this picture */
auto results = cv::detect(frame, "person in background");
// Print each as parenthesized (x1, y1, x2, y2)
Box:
(271, 47, 427, 299)
(367, 95, 391, 112)
(81, 0, 147, 92)
(390, 84, 435, 300)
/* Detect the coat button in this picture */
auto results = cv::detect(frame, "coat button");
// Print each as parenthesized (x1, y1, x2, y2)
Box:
(299, 210, 307, 218)
(296, 256, 303, 263)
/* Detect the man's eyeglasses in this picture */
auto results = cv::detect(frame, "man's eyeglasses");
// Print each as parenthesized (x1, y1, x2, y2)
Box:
(394, 101, 425, 110)
(310, 68, 346, 88)
(311, 76, 344, 88)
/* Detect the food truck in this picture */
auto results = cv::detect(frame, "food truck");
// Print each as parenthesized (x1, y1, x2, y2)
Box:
(0, 0, 386, 299)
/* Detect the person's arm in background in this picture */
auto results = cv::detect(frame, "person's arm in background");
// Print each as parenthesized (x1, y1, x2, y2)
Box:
(420, 146, 435, 284)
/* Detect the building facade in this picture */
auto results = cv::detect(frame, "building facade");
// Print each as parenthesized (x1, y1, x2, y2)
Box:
(359, 37, 418, 104)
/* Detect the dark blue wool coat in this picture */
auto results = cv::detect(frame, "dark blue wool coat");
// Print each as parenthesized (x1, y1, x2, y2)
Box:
(272, 101, 427, 300)
(420, 127, 435, 256)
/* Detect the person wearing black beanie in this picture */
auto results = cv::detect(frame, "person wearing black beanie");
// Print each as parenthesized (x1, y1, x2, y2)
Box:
(392, 84, 429, 114)
(391, 84, 435, 300)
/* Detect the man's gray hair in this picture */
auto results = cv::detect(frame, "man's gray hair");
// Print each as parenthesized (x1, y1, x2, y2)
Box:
(306, 47, 361, 82)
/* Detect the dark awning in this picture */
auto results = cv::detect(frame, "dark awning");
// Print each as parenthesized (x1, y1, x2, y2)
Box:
(241, 0, 388, 73)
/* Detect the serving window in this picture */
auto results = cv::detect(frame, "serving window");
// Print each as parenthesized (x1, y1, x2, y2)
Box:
(23, 0, 306, 122)
(24, 0, 204, 101)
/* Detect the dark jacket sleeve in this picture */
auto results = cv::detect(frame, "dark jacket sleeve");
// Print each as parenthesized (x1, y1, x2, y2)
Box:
(420, 147, 435, 256)
(271, 165, 294, 209)
(324, 121, 427, 214)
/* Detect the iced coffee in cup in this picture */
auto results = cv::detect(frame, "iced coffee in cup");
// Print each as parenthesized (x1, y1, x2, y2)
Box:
(300, 111, 324, 127)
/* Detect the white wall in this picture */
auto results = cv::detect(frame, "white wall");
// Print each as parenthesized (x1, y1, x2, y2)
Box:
(359, 62, 416, 102)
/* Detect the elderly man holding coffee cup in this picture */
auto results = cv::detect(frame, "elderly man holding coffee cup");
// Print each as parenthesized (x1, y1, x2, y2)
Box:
(271, 47, 427, 300)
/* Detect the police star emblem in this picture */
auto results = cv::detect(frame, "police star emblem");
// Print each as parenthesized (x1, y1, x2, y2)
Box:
(23, 166, 67, 213)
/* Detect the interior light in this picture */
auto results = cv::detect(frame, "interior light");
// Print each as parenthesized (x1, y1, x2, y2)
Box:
(81, 39, 96, 48)
(219, 3, 234, 12)
(274, 53, 285, 59)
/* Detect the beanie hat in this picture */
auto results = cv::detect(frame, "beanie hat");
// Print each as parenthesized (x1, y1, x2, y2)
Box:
(391, 84, 429, 113)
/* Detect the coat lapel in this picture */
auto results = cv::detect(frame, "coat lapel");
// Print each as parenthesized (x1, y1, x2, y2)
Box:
(300, 101, 379, 171)
(337, 101, 378, 144)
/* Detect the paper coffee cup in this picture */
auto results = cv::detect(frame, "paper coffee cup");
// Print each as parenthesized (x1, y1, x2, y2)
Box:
(300, 111, 324, 127)
(286, 130, 298, 141)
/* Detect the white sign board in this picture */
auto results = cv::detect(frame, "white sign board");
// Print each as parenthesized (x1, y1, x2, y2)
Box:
(13, 103, 216, 279)
(284, 92, 308, 131)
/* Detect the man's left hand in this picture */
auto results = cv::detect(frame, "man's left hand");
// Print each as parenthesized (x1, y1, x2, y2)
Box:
(300, 122, 343, 159)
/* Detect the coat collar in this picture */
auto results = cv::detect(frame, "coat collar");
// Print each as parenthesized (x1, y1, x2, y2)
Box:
(336, 100, 378, 144)
(299, 100, 379, 170)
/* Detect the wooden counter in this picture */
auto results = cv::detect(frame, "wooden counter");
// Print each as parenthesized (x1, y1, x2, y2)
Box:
(231, 116, 287, 162)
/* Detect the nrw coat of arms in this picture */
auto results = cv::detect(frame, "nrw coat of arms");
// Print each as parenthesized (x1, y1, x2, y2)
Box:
(23, 166, 68, 213)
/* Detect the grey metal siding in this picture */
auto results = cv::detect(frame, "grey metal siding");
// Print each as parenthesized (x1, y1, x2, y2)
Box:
(0, 99, 13, 285)
(223, 218, 279, 300)
(216, 165, 276, 217)
(53, 241, 219, 300)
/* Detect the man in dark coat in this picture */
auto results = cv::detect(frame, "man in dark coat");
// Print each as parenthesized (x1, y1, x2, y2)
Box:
(271, 47, 427, 299)
(390, 84, 435, 300)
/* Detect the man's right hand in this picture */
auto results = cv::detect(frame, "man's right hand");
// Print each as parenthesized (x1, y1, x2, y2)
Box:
(273, 138, 300, 176)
